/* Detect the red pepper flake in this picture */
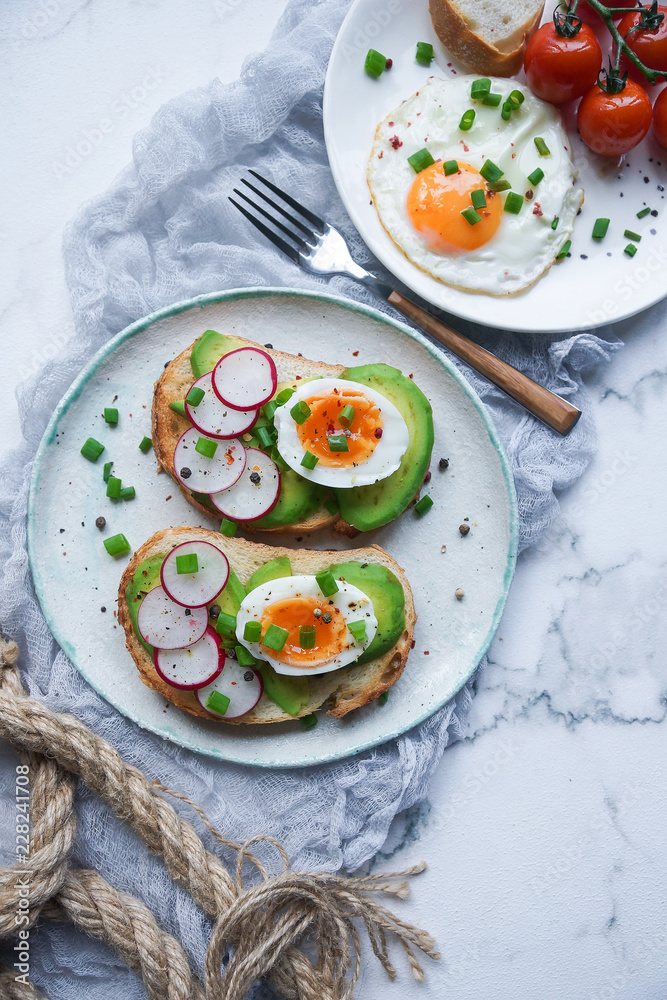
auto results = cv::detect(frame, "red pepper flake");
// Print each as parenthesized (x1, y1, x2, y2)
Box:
(385, 58, 393, 69)
(378, 151, 384, 158)
(389, 135, 403, 150)
(296, 375, 302, 380)
(142, 404, 147, 409)
(375, 428, 383, 438)
(416, 112, 421, 116)
(352, 350, 359, 356)
(406, 122, 412, 128)
(533, 202, 543, 217)
(511, 153, 516, 159)
(459, 140, 469, 152)
(165, 495, 172, 501)
(62, 551, 66, 556)
(408, 373, 414, 379)
(388, 121, 394, 126)
(424, 470, 431, 483)
(129, 413, 132, 417)
(424, 650, 430, 655)
(411, 640, 416, 649)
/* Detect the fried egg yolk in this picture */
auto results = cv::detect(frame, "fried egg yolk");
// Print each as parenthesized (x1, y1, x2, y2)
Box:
(296, 389, 383, 467)
(260, 596, 347, 667)
(406, 161, 502, 254)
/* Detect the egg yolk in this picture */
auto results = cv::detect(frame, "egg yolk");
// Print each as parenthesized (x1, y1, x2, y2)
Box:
(296, 389, 382, 467)
(260, 596, 348, 667)
(406, 161, 502, 254)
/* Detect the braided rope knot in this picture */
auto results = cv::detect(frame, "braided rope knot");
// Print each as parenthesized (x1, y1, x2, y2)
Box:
(0, 638, 439, 999)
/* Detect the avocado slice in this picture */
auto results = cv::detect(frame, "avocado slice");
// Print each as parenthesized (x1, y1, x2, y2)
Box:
(252, 467, 328, 529)
(334, 364, 434, 531)
(329, 561, 405, 665)
(190, 329, 244, 378)
(245, 555, 292, 592)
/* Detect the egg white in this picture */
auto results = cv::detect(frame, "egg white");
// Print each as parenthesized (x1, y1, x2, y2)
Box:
(236, 574, 378, 676)
(273, 378, 410, 488)
(368, 75, 584, 295)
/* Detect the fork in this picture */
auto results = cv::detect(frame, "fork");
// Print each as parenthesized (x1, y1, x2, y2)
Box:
(230, 170, 581, 436)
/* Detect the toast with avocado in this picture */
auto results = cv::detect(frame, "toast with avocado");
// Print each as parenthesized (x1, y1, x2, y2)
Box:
(118, 526, 415, 724)
(152, 329, 434, 535)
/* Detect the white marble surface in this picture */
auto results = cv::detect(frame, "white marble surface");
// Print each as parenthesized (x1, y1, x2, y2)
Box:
(2, 1, 667, 998)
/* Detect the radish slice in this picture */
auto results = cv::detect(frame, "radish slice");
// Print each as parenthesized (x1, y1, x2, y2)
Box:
(209, 448, 280, 522)
(160, 541, 230, 608)
(196, 660, 263, 720)
(173, 428, 246, 494)
(212, 348, 277, 411)
(137, 586, 208, 650)
(185, 373, 258, 440)
(154, 627, 224, 690)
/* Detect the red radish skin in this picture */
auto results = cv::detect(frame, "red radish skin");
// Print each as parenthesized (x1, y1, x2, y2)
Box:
(209, 449, 281, 522)
(196, 660, 263, 719)
(185, 372, 259, 439)
(212, 348, 278, 411)
(173, 428, 246, 494)
(153, 627, 224, 690)
(160, 540, 230, 608)
(137, 586, 208, 649)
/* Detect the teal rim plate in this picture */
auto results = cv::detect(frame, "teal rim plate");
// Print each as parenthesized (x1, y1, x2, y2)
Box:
(28, 287, 518, 768)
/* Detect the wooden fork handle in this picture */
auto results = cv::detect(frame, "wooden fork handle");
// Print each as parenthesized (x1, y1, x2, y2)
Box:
(388, 291, 581, 436)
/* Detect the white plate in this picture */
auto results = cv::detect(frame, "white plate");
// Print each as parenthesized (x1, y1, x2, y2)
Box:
(28, 288, 517, 768)
(323, 0, 667, 333)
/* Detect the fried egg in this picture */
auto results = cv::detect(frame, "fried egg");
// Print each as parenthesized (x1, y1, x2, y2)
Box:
(236, 574, 378, 676)
(368, 75, 584, 295)
(273, 378, 410, 487)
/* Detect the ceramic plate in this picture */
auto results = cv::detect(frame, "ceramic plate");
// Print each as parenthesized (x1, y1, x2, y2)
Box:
(28, 288, 517, 768)
(323, 0, 667, 333)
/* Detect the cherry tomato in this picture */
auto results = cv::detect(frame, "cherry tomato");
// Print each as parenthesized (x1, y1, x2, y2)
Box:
(524, 22, 603, 104)
(618, 6, 667, 73)
(653, 86, 667, 146)
(578, 0, 636, 27)
(577, 79, 653, 154)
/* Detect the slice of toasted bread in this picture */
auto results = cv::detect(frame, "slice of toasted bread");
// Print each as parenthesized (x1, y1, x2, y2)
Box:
(429, 0, 545, 76)
(118, 527, 415, 724)
(152, 334, 346, 534)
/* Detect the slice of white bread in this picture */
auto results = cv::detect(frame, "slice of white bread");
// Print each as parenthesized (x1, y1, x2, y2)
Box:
(117, 526, 416, 724)
(429, 0, 545, 76)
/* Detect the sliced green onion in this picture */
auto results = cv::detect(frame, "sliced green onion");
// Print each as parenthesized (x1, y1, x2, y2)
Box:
(220, 517, 237, 537)
(488, 178, 511, 193)
(534, 137, 551, 156)
(169, 400, 186, 417)
(378, 691, 389, 705)
(106, 476, 122, 499)
(415, 41, 434, 65)
(262, 623, 289, 652)
(501, 99, 513, 121)
(104, 407, 118, 425)
(527, 167, 544, 187)
(324, 495, 339, 515)
(290, 400, 311, 424)
(103, 461, 113, 483)
(300, 713, 317, 730)
(482, 92, 502, 107)
(471, 188, 486, 210)
(300, 450, 319, 470)
(270, 446, 288, 471)
(316, 569, 339, 597)
(509, 89, 525, 107)
(339, 404, 356, 427)
(504, 192, 523, 215)
(299, 625, 316, 649)
(557, 240, 572, 260)
(243, 620, 261, 643)
(275, 387, 295, 406)
(195, 436, 217, 458)
(206, 690, 230, 716)
(81, 437, 105, 462)
(592, 218, 610, 240)
(255, 425, 275, 450)
(470, 77, 491, 99)
(636, 206, 651, 219)
(407, 148, 435, 173)
(176, 553, 198, 574)
(624, 243, 638, 257)
(215, 611, 237, 638)
(327, 434, 349, 452)
(459, 109, 475, 131)
(347, 620, 368, 644)
(624, 229, 641, 242)
(235, 645, 258, 667)
(461, 207, 482, 226)
(551, 217, 559, 230)
(364, 48, 387, 78)
(444, 159, 459, 176)
(185, 385, 205, 407)
(480, 160, 503, 183)
(103, 533, 130, 557)
(263, 399, 278, 420)
(120, 486, 136, 501)
(139, 436, 152, 453)
(414, 495, 433, 516)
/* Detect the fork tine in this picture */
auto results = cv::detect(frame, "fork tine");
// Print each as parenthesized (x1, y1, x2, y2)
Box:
(229, 197, 302, 266)
(240, 177, 315, 240)
(232, 188, 309, 251)
(248, 169, 326, 232)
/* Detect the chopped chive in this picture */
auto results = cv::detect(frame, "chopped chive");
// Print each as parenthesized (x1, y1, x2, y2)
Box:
(176, 552, 198, 574)
(275, 387, 295, 406)
(339, 404, 356, 427)
(480, 160, 503, 183)
(504, 192, 523, 215)
(220, 517, 237, 537)
(262, 623, 289, 652)
(300, 713, 317, 730)
(470, 77, 491, 99)
(592, 218, 610, 240)
(81, 437, 105, 462)
(624, 243, 638, 257)
(407, 148, 435, 173)
(290, 400, 311, 424)
(206, 690, 230, 716)
(243, 620, 262, 643)
(527, 167, 544, 187)
(347, 620, 368, 644)
(300, 450, 319, 470)
(120, 486, 136, 501)
(169, 400, 186, 417)
(551, 217, 559, 230)
(270, 446, 288, 471)
(104, 407, 119, 425)
(414, 495, 434, 516)
(624, 229, 641, 242)
(299, 625, 316, 649)
(255, 425, 275, 450)
(444, 159, 459, 175)
(557, 240, 572, 259)
(636, 206, 651, 219)
(509, 89, 525, 107)
(471, 188, 486, 210)
(488, 178, 511, 193)
(327, 434, 349, 452)
(483, 92, 502, 107)
(215, 611, 237, 638)
(262, 399, 278, 420)
(185, 385, 205, 407)
(103, 461, 113, 483)
(364, 48, 387, 77)
(459, 109, 475, 131)
(415, 41, 434, 65)
(501, 99, 513, 121)
(378, 691, 389, 705)
(534, 137, 551, 156)
(324, 495, 339, 515)
(316, 569, 339, 597)
(235, 645, 257, 667)
(195, 436, 217, 458)
(106, 476, 122, 499)
(461, 207, 482, 226)
(103, 533, 131, 557)
(139, 436, 152, 453)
